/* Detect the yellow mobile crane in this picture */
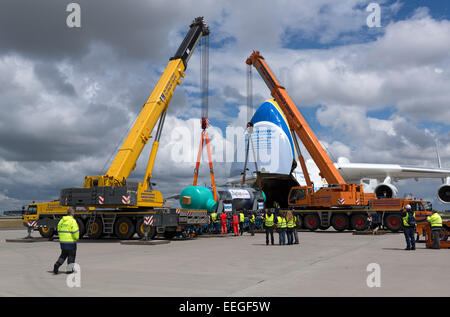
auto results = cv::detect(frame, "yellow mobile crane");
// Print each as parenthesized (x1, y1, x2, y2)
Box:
(25, 17, 210, 240)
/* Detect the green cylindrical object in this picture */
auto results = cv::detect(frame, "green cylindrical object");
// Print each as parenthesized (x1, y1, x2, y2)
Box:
(179, 186, 217, 213)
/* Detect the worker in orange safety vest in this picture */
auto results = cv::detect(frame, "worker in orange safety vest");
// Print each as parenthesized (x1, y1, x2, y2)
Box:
(220, 212, 228, 234)
(232, 212, 240, 236)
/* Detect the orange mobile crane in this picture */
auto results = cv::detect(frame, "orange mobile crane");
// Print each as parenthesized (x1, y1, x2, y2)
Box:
(246, 51, 430, 232)
(246, 51, 375, 209)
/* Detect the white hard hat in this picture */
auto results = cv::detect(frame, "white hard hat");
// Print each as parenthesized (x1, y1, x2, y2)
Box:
(405, 204, 411, 209)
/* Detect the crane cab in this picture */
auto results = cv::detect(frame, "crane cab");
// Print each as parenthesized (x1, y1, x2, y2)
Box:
(288, 186, 313, 207)
(288, 184, 376, 208)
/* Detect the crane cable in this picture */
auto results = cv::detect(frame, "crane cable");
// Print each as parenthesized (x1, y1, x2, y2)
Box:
(241, 64, 253, 184)
(242, 64, 263, 194)
(200, 34, 209, 129)
(193, 34, 217, 201)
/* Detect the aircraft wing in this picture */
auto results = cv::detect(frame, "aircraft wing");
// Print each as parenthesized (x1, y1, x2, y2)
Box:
(335, 160, 450, 182)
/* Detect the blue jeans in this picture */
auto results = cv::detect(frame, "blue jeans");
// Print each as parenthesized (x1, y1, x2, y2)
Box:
(278, 229, 286, 245)
(287, 228, 294, 244)
(403, 226, 415, 249)
(293, 228, 299, 244)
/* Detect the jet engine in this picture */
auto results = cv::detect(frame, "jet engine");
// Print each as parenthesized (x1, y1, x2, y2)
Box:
(438, 184, 450, 203)
(375, 183, 398, 198)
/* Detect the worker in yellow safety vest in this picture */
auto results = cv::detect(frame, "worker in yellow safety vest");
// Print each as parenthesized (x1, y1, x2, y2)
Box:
(239, 210, 245, 236)
(53, 207, 79, 274)
(293, 214, 299, 244)
(286, 210, 295, 245)
(210, 212, 219, 234)
(264, 208, 274, 245)
(249, 212, 256, 236)
(276, 210, 287, 246)
(401, 204, 416, 250)
(427, 211, 443, 249)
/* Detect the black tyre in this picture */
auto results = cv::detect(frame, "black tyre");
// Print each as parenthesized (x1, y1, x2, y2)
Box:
(114, 217, 135, 240)
(136, 218, 156, 239)
(295, 215, 303, 229)
(384, 214, 402, 232)
(87, 217, 103, 239)
(440, 229, 449, 241)
(39, 225, 55, 239)
(331, 214, 349, 231)
(351, 214, 369, 231)
(75, 218, 86, 238)
(303, 214, 320, 231)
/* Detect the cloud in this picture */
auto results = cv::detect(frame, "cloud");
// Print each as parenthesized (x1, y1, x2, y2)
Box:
(279, 15, 450, 125)
(366, 15, 450, 68)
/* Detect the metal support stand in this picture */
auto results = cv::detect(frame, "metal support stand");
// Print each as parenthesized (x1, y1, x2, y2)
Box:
(144, 224, 150, 241)
(25, 226, 32, 239)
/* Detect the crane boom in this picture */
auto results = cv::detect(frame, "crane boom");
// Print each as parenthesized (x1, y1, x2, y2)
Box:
(83, 17, 209, 189)
(246, 51, 345, 185)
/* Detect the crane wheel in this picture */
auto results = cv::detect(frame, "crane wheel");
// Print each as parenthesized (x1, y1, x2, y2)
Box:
(76, 219, 86, 238)
(351, 214, 369, 231)
(114, 217, 135, 240)
(87, 218, 103, 239)
(303, 214, 320, 231)
(331, 214, 349, 231)
(440, 228, 449, 241)
(136, 218, 156, 239)
(39, 225, 55, 239)
(384, 214, 402, 232)
(295, 215, 303, 229)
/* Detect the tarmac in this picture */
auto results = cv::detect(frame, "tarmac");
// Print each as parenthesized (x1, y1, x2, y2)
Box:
(0, 228, 447, 297)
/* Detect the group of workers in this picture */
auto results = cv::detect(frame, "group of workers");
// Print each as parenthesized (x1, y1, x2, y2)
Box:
(210, 210, 257, 236)
(210, 206, 300, 246)
(263, 208, 299, 246)
(402, 204, 444, 250)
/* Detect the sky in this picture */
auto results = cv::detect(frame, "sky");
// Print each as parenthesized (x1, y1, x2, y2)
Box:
(0, 0, 450, 212)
